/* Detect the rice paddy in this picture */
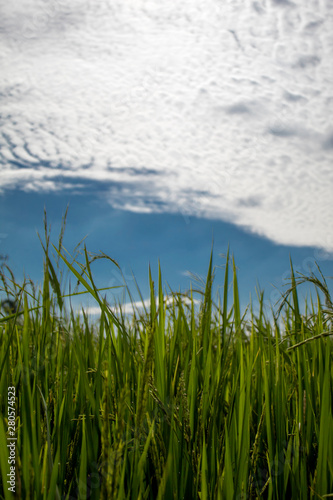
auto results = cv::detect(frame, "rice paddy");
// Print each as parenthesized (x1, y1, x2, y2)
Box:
(0, 217, 332, 499)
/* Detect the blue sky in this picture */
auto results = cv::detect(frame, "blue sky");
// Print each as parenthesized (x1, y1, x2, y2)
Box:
(1, 0, 332, 315)
(1, 188, 332, 315)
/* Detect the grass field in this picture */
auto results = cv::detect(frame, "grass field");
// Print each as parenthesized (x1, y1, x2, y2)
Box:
(0, 217, 332, 499)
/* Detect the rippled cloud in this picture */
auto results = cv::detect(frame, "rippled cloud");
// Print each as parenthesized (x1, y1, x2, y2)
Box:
(1, 0, 332, 251)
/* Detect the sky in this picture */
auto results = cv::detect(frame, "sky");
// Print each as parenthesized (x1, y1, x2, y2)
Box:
(1, 0, 333, 314)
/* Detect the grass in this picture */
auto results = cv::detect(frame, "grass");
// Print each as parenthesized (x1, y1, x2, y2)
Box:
(0, 215, 332, 499)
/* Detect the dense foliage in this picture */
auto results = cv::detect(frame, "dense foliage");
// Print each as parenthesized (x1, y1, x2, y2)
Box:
(0, 218, 332, 499)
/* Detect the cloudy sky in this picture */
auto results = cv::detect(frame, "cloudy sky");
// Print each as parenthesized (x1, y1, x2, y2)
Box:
(1, 0, 332, 311)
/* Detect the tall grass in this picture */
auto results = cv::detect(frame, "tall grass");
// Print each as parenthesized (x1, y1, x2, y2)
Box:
(0, 219, 332, 499)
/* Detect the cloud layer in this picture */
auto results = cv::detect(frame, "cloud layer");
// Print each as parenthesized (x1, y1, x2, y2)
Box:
(1, 0, 333, 250)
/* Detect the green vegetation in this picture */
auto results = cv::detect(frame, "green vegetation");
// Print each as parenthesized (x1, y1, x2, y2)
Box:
(0, 216, 332, 499)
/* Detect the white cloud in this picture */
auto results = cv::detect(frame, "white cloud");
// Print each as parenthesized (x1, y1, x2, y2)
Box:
(79, 294, 199, 317)
(0, 0, 332, 250)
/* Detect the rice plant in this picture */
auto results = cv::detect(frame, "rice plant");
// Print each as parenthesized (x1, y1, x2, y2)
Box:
(0, 218, 332, 499)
